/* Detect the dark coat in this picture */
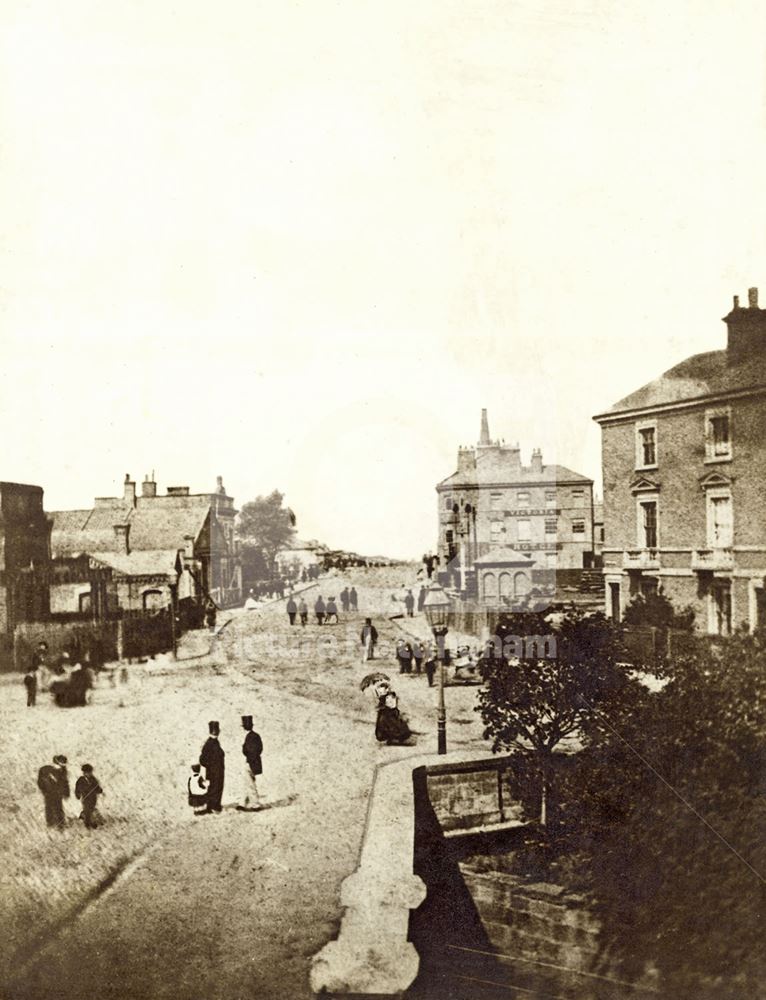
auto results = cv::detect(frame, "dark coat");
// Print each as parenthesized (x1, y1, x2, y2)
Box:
(360, 625, 378, 645)
(75, 774, 103, 811)
(242, 730, 263, 776)
(286, 598, 297, 614)
(200, 736, 225, 807)
(375, 707, 412, 745)
(37, 765, 70, 802)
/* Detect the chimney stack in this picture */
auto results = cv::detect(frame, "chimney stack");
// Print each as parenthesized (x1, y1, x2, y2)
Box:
(724, 286, 766, 365)
(530, 448, 544, 474)
(479, 408, 491, 447)
(123, 474, 136, 506)
(113, 523, 130, 554)
(141, 473, 157, 498)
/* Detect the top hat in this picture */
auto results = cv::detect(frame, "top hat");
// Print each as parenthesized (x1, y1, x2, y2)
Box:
(53, 754, 68, 766)
(241, 715, 253, 728)
(208, 721, 220, 735)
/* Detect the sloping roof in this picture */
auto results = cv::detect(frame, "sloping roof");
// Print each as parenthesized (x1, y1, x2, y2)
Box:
(600, 349, 766, 417)
(89, 549, 180, 578)
(50, 510, 124, 558)
(128, 496, 210, 550)
(439, 463, 592, 488)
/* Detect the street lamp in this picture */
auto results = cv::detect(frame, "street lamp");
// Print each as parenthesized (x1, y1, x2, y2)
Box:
(423, 582, 452, 755)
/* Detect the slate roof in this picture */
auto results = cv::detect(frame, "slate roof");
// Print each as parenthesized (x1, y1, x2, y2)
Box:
(438, 461, 592, 489)
(598, 349, 766, 418)
(128, 496, 210, 550)
(89, 549, 181, 578)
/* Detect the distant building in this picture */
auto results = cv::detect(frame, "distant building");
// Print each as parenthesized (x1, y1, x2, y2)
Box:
(0, 482, 51, 660)
(594, 287, 766, 634)
(50, 474, 242, 613)
(436, 411, 595, 604)
(593, 500, 604, 566)
(275, 538, 327, 578)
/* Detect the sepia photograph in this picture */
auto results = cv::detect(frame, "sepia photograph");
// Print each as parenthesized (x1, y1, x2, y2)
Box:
(1, 2, 765, 998)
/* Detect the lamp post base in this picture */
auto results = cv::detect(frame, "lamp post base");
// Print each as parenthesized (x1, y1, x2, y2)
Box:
(437, 719, 447, 755)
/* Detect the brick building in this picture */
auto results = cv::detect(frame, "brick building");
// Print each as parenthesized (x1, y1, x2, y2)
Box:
(436, 411, 595, 604)
(594, 287, 766, 634)
(0, 482, 51, 662)
(50, 474, 242, 614)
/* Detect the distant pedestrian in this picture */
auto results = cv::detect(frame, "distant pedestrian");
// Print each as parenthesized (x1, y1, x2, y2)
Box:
(205, 602, 218, 633)
(187, 764, 208, 812)
(75, 763, 104, 829)
(240, 715, 263, 810)
(199, 721, 225, 814)
(424, 650, 437, 687)
(417, 586, 427, 612)
(396, 640, 413, 674)
(23, 665, 38, 707)
(326, 597, 339, 624)
(413, 641, 425, 675)
(314, 595, 326, 625)
(361, 618, 378, 661)
(349, 587, 358, 612)
(404, 590, 415, 617)
(340, 587, 350, 613)
(286, 596, 297, 626)
(298, 598, 308, 626)
(37, 754, 70, 830)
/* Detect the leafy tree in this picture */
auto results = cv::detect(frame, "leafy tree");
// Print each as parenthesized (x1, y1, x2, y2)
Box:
(557, 630, 766, 996)
(236, 491, 296, 575)
(623, 586, 695, 631)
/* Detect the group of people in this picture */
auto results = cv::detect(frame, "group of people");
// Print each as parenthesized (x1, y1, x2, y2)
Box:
(37, 755, 105, 830)
(189, 715, 264, 814)
(395, 639, 438, 686)
(24, 641, 97, 708)
(285, 586, 359, 626)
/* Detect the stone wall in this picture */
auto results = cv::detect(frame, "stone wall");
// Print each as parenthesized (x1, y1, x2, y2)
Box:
(425, 757, 531, 833)
(460, 862, 659, 999)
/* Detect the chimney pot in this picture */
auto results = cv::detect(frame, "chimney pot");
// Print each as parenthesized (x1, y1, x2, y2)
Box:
(733, 295, 740, 309)
(748, 287, 759, 308)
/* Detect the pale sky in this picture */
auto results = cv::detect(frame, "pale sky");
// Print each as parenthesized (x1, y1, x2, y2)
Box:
(2, 1, 765, 558)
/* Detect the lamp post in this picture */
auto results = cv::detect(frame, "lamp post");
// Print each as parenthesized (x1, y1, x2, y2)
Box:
(423, 582, 452, 755)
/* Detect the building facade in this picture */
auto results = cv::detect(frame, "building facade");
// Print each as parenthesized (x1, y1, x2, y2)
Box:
(50, 474, 242, 614)
(594, 287, 766, 634)
(436, 411, 595, 604)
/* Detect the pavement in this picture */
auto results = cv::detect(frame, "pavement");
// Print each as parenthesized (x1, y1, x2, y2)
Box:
(3, 567, 491, 1000)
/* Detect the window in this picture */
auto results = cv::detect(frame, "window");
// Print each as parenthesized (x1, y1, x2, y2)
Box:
(708, 493, 733, 548)
(710, 582, 732, 636)
(445, 495, 453, 511)
(636, 422, 657, 468)
(572, 519, 585, 535)
(572, 489, 585, 506)
(490, 492, 503, 510)
(517, 519, 531, 541)
(705, 408, 732, 461)
(490, 520, 502, 539)
(516, 491, 530, 506)
(639, 500, 658, 549)
(78, 592, 92, 614)
(545, 489, 556, 506)
(545, 518, 557, 535)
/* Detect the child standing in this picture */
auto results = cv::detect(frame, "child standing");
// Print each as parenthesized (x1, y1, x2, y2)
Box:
(187, 763, 208, 813)
(75, 764, 104, 829)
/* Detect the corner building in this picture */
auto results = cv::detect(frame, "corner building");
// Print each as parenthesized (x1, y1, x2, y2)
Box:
(594, 287, 766, 634)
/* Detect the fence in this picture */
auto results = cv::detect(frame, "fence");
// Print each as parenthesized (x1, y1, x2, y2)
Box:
(620, 626, 725, 668)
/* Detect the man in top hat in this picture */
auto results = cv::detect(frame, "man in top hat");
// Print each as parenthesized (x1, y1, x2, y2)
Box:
(240, 715, 263, 810)
(37, 754, 70, 829)
(199, 721, 225, 813)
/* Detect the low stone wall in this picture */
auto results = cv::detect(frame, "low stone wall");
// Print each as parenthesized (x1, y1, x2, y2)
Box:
(459, 862, 659, 999)
(425, 756, 532, 833)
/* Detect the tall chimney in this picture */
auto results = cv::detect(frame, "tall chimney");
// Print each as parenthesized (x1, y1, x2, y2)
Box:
(479, 408, 491, 447)
(530, 448, 544, 474)
(724, 287, 766, 365)
(123, 474, 136, 506)
(142, 473, 157, 498)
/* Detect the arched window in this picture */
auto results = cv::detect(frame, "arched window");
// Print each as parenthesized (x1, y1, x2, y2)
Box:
(142, 589, 164, 611)
(513, 572, 531, 598)
(499, 572, 512, 599)
(483, 572, 498, 601)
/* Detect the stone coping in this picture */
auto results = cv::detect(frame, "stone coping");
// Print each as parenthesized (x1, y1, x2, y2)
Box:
(310, 748, 489, 996)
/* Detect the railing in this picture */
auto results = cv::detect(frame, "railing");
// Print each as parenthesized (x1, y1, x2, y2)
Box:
(623, 548, 660, 570)
(691, 547, 733, 572)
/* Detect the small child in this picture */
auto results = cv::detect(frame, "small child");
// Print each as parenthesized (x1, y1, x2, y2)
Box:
(75, 763, 104, 829)
(187, 763, 208, 812)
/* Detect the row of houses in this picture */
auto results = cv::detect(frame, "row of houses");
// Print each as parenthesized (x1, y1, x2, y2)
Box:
(0, 474, 243, 667)
(436, 286, 766, 636)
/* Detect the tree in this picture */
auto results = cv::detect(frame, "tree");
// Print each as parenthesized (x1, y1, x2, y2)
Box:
(623, 586, 695, 631)
(557, 629, 766, 995)
(236, 491, 296, 576)
(477, 611, 641, 821)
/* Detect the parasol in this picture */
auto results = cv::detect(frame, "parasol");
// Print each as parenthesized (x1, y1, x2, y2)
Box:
(360, 672, 391, 692)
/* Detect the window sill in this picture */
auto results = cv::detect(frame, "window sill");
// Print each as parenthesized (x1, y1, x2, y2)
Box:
(703, 455, 732, 465)
(634, 464, 658, 472)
